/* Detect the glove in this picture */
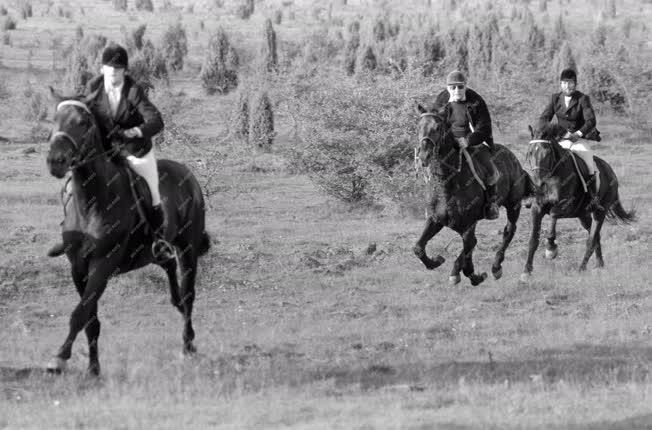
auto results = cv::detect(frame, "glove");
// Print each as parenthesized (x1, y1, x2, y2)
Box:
(456, 136, 469, 149)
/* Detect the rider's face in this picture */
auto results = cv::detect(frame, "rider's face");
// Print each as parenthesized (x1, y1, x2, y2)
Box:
(447, 84, 466, 102)
(560, 79, 576, 96)
(102, 65, 126, 87)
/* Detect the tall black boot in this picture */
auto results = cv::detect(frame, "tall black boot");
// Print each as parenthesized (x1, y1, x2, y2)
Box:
(485, 183, 500, 220)
(150, 204, 175, 262)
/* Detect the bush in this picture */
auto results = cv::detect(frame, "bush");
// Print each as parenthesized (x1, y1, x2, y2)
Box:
(64, 44, 93, 94)
(551, 41, 575, 78)
(1, 15, 16, 30)
(580, 63, 626, 112)
(235, 0, 254, 19)
(261, 18, 277, 73)
(273, 9, 282, 25)
(112, 0, 127, 11)
(20, 2, 32, 19)
(161, 22, 188, 71)
(141, 39, 168, 80)
(75, 25, 84, 40)
(2, 31, 10, 45)
(0, 75, 10, 99)
(230, 89, 249, 143)
(249, 90, 274, 147)
(23, 83, 48, 122)
(199, 28, 239, 94)
(135, 0, 153, 11)
(357, 46, 377, 72)
(0, 6, 7, 16)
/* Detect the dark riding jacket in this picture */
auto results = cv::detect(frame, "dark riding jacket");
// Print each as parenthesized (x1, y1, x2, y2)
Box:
(427, 88, 494, 147)
(537, 91, 600, 141)
(84, 75, 164, 157)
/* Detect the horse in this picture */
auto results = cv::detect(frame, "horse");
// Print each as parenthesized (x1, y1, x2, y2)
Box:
(520, 123, 636, 281)
(413, 105, 535, 285)
(44, 88, 211, 375)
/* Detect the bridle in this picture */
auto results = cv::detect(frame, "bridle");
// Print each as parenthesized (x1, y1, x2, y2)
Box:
(415, 112, 465, 181)
(51, 100, 113, 169)
(526, 139, 561, 178)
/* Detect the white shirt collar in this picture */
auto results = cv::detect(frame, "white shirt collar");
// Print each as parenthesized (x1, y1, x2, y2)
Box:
(104, 78, 124, 94)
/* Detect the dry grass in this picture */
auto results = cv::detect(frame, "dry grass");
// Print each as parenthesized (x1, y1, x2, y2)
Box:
(0, 0, 651, 428)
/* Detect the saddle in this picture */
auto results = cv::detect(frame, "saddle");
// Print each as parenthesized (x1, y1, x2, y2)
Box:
(60, 165, 154, 235)
(564, 149, 596, 192)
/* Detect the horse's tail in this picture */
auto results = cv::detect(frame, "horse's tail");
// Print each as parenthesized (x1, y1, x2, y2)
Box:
(198, 231, 211, 257)
(606, 199, 637, 224)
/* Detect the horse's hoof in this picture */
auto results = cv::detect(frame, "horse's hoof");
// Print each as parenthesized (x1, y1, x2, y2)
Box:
(425, 255, 445, 270)
(545, 248, 558, 259)
(519, 273, 531, 283)
(470, 272, 488, 286)
(183, 343, 197, 356)
(449, 275, 461, 285)
(492, 267, 503, 280)
(46, 357, 67, 374)
(88, 362, 100, 376)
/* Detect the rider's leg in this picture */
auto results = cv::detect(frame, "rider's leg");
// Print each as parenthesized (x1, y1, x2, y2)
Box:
(125, 149, 175, 260)
(570, 142, 602, 210)
(472, 145, 500, 220)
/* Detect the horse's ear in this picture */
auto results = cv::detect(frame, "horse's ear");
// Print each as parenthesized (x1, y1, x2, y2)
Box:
(49, 86, 65, 104)
(528, 125, 534, 138)
(415, 102, 426, 115)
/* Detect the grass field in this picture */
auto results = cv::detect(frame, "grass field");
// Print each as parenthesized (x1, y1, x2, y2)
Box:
(1, 0, 652, 428)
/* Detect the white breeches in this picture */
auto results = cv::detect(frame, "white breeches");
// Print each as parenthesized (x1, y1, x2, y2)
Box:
(559, 139, 599, 189)
(125, 148, 161, 205)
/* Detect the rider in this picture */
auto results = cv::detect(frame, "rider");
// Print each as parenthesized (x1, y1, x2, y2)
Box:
(428, 70, 500, 220)
(47, 44, 173, 261)
(537, 68, 602, 210)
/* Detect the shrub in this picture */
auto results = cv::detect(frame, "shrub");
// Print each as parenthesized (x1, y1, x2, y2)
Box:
(141, 39, 168, 80)
(20, 2, 32, 19)
(273, 9, 282, 25)
(249, 90, 274, 147)
(261, 18, 277, 73)
(135, 0, 153, 11)
(199, 28, 239, 94)
(1, 16, 16, 30)
(357, 46, 377, 72)
(23, 83, 48, 122)
(161, 22, 188, 71)
(551, 41, 575, 78)
(2, 31, 10, 45)
(112, 0, 127, 11)
(0, 75, 10, 99)
(580, 63, 626, 112)
(75, 25, 84, 40)
(64, 44, 93, 94)
(230, 89, 249, 143)
(0, 6, 7, 16)
(235, 0, 254, 19)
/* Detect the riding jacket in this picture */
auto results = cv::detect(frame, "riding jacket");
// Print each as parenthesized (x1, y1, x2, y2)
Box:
(427, 88, 494, 147)
(537, 91, 601, 141)
(84, 75, 164, 157)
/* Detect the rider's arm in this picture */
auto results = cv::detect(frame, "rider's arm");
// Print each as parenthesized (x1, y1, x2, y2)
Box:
(130, 84, 164, 139)
(470, 96, 492, 144)
(537, 93, 557, 130)
(577, 94, 597, 137)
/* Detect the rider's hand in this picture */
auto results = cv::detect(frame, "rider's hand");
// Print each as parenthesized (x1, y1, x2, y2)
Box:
(122, 127, 143, 139)
(568, 132, 580, 143)
(456, 136, 469, 149)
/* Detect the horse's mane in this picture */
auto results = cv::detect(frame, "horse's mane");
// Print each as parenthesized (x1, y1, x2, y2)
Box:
(533, 122, 567, 160)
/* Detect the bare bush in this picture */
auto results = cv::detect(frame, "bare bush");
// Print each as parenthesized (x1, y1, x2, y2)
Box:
(2, 31, 10, 45)
(199, 28, 239, 94)
(135, 0, 153, 11)
(161, 22, 188, 71)
(273, 9, 282, 25)
(1, 15, 16, 30)
(112, 0, 127, 11)
(23, 83, 48, 122)
(249, 90, 274, 147)
(261, 18, 277, 73)
(235, 0, 254, 19)
(230, 89, 249, 143)
(20, 2, 32, 19)
(64, 44, 93, 94)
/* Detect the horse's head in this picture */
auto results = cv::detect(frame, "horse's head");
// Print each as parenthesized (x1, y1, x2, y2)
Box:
(526, 123, 567, 196)
(46, 87, 101, 178)
(415, 103, 448, 168)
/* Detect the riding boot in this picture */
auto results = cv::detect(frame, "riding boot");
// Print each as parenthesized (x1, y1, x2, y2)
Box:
(47, 241, 66, 257)
(485, 183, 500, 220)
(585, 174, 604, 212)
(150, 204, 175, 262)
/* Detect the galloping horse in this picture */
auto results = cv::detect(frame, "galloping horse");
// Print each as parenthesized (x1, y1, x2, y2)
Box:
(413, 105, 535, 285)
(521, 123, 636, 281)
(45, 88, 210, 375)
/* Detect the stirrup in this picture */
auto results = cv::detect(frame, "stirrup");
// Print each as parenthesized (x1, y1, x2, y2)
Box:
(152, 238, 176, 263)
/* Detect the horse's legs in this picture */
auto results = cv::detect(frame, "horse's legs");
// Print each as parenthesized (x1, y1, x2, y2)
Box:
(162, 257, 182, 313)
(579, 212, 606, 271)
(71, 264, 101, 375)
(491, 204, 521, 280)
(545, 216, 559, 259)
(521, 206, 544, 281)
(413, 217, 446, 270)
(48, 258, 114, 374)
(450, 224, 487, 286)
(178, 252, 198, 355)
(579, 214, 604, 268)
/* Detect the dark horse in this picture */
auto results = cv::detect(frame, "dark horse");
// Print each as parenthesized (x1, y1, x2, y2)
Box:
(413, 105, 535, 285)
(45, 89, 210, 375)
(521, 123, 636, 281)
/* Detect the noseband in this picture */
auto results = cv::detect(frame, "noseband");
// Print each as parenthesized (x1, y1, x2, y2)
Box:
(526, 139, 559, 177)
